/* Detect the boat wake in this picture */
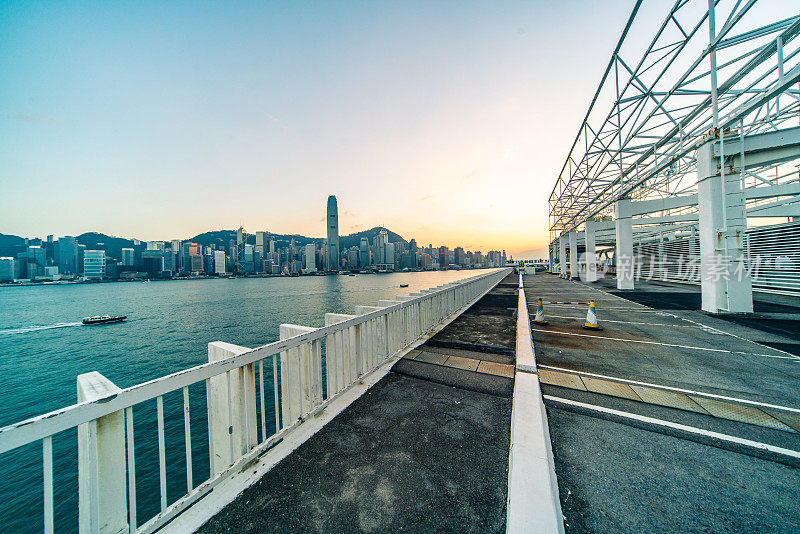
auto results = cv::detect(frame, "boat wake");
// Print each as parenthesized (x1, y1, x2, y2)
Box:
(0, 322, 83, 336)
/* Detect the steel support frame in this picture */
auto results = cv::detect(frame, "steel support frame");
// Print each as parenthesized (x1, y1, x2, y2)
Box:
(548, 0, 800, 306)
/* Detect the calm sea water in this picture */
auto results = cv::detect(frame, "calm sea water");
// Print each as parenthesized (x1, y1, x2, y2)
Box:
(0, 270, 485, 532)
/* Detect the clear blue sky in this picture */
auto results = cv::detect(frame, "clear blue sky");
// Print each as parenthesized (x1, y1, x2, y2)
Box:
(1, 0, 640, 257)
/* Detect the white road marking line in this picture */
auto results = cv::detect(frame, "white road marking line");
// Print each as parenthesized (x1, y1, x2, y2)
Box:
(538, 364, 800, 415)
(531, 328, 800, 360)
(676, 315, 800, 360)
(543, 395, 800, 460)
(566, 279, 652, 307)
(538, 304, 663, 311)
(532, 314, 719, 329)
(582, 284, 799, 359)
(539, 279, 800, 360)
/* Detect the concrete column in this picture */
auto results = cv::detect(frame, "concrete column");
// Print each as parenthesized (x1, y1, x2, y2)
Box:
(278, 325, 322, 428)
(584, 221, 597, 282)
(548, 243, 555, 274)
(77, 372, 127, 534)
(552, 242, 559, 274)
(207, 342, 256, 474)
(615, 198, 634, 289)
(558, 236, 567, 278)
(697, 138, 753, 313)
(568, 231, 579, 280)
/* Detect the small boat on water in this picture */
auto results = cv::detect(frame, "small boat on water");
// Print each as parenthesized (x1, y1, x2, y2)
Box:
(400, 283, 409, 288)
(83, 315, 127, 325)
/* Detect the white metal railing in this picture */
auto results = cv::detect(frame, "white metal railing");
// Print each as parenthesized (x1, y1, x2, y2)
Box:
(617, 220, 800, 295)
(0, 268, 510, 533)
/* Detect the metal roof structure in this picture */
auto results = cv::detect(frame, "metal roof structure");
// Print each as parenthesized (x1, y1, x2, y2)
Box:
(549, 0, 800, 241)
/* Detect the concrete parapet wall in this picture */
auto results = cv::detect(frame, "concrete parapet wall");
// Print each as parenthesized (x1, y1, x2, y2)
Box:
(506, 274, 564, 533)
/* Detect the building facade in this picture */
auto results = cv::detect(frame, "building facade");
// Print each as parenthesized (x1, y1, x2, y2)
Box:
(84, 250, 106, 279)
(326, 195, 339, 271)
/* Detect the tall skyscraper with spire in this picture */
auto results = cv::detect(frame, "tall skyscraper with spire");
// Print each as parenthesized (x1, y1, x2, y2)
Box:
(326, 195, 339, 271)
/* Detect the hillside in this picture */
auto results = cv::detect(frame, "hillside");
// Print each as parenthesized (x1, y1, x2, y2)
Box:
(1, 226, 410, 259)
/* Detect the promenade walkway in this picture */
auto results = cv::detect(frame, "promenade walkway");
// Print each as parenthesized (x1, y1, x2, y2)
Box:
(195, 274, 519, 533)
(188, 270, 800, 533)
(525, 272, 800, 533)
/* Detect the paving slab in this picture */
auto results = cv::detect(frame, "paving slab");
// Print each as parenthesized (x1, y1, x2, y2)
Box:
(444, 355, 480, 372)
(629, 384, 709, 414)
(581, 376, 641, 401)
(689, 396, 793, 432)
(539, 369, 586, 390)
(415, 351, 449, 365)
(476, 361, 515, 378)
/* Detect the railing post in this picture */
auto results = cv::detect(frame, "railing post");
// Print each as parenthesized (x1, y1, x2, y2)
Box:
(324, 314, 360, 396)
(278, 325, 322, 427)
(77, 372, 127, 534)
(355, 305, 389, 368)
(207, 342, 256, 475)
(378, 300, 400, 354)
(408, 294, 424, 337)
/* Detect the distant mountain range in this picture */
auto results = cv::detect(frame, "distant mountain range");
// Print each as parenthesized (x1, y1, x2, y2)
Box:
(0, 227, 409, 260)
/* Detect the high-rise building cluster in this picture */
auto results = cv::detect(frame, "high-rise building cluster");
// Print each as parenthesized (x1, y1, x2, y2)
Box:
(0, 195, 507, 283)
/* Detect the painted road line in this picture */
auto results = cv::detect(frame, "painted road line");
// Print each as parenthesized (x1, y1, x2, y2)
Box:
(537, 304, 662, 312)
(531, 328, 800, 361)
(538, 364, 800, 415)
(558, 282, 797, 360)
(531, 314, 723, 329)
(676, 315, 800, 360)
(543, 395, 800, 464)
(565, 279, 652, 308)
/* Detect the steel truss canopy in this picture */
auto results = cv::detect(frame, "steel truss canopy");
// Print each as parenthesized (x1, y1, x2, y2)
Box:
(549, 0, 800, 240)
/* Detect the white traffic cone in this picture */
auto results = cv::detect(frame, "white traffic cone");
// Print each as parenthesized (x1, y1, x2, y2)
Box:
(581, 300, 603, 330)
(532, 297, 549, 326)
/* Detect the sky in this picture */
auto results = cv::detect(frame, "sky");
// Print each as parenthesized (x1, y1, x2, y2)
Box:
(0, 0, 639, 258)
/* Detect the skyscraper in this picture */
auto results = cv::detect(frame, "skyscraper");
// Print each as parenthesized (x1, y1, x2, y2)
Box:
(375, 228, 389, 265)
(255, 231, 267, 257)
(214, 250, 227, 275)
(359, 237, 370, 267)
(84, 250, 106, 279)
(304, 243, 316, 273)
(121, 248, 135, 267)
(0, 257, 14, 281)
(57, 236, 78, 275)
(326, 195, 339, 271)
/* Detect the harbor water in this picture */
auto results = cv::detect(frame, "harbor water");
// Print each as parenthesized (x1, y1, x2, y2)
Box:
(0, 270, 486, 532)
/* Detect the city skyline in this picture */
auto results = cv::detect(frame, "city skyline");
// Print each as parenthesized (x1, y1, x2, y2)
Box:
(0, 0, 644, 259)
(1, 196, 508, 281)
(0, 225, 507, 282)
